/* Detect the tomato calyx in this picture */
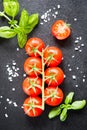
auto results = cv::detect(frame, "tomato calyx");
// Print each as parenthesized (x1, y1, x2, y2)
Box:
(29, 43, 42, 56)
(23, 98, 42, 116)
(27, 78, 42, 93)
(44, 87, 61, 101)
(45, 73, 58, 86)
(44, 53, 58, 66)
(28, 63, 42, 76)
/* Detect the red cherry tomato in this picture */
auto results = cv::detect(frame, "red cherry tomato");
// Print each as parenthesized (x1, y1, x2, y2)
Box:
(52, 20, 71, 40)
(25, 37, 45, 57)
(24, 57, 42, 76)
(45, 67, 64, 86)
(23, 97, 43, 117)
(44, 86, 64, 106)
(22, 77, 42, 96)
(44, 46, 63, 67)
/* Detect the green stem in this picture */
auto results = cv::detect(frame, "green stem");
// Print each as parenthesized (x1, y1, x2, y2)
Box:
(41, 49, 45, 110)
(0, 11, 18, 27)
(0, 11, 11, 22)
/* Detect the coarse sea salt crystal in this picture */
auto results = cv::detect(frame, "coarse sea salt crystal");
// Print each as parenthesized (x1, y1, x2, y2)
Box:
(83, 79, 85, 82)
(23, 73, 27, 77)
(5, 113, 8, 118)
(72, 75, 76, 80)
(74, 18, 77, 21)
(5, 107, 7, 109)
(12, 88, 15, 91)
(6, 98, 10, 102)
(75, 85, 79, 87)
(81, 44, 84, 47)
(74, 40, 79, 43)
(75, 47, 79, 51)
(72, 55, 75, 58)
(76, 67, 79, 70)
(16, 48, 19, 51)
(57, 4, 60, 9)
(0, 95, 3, 98)
(69, 68, 72, 71)
(13, 102, 18, 107)
(79, 49, 82, 52)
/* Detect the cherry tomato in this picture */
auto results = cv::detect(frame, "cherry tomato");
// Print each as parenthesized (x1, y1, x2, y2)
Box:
(24, 57, 42, 76)
(44, 86, 64, 106)
(44, 46, 63, 67)
(25, 37, 45, 57)
(22, 77, 42, 96)
(23, 97, 43, 117)
(52, 20, 71, 40)
(45, 67, 64, 86)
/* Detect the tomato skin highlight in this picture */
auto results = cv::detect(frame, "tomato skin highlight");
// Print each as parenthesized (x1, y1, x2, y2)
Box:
(23, 97, 43, 117)
(25, 37, 45, 57)
(44, 46, 63, 67)
(24, 57, 42, 76)
(22, 77, 42, 96)
(52, 20, 71, 40)
(44, 86, 64, 106)
(45, 67, 64, 86)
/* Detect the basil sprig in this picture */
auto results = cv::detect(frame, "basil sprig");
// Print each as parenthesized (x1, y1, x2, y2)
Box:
(48, 92, 86, 121)
(0, 0, 39, 48)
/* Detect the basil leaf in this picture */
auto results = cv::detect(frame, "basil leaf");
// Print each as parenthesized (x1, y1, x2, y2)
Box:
(48, 106, 61, 119)
(70, 100, 86, 110)
(19, 9, 29, 27)
(60, 108, 67, 121)
(17, 32, 27, 48)
(3, 0, 19, 18)
(0, 26, 16, 38)
(64, 92, 74, 104)
(28, 13, 39, 28)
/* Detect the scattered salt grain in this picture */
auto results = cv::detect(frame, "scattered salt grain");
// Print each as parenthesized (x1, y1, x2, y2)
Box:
(75, 85, 79, 87)
(23, 73, 27, 77)
(57, 4, 60, 9)
(6, 98, 10, 102)
(16, 48, 19, 51)
(64, 75, 66, 78)
(72, 75, 76, 80)
(5, 107, 7, 110)
(68, 64, 70, 67)
(74, 18, 77, 21)
(5, 113, 8, 118)
(75, 47, 79, 51)
(83, 79, 85, 82)
(79, 49, 82, 52)
(69, 68, 72, 71)
(0, 96, 3, 98)
(81, 44, 84, 47)
(13, 102, 18, 107)
(72, 55, 75, 58)
(74, 40, 79, 43)
(12, 88, 15, 91)
(40, 22, 43, 25)
(76, 67, 79, 70)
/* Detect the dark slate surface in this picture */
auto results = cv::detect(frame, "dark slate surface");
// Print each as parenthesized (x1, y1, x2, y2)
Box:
(0, 0, 87, 130)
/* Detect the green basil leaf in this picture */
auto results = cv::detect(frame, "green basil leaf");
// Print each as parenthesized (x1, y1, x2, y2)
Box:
(70, 100, 86, 110)
(48, 106, 61, 119)
(17, 32, 27, 48)
(28, 13, 39, 28)
(60, 108, 67, 121)
(19, 9, 29, 27)
(3, 0, 19, 18)
(0, 26, 16, 38)
(64, 92, 74, 104)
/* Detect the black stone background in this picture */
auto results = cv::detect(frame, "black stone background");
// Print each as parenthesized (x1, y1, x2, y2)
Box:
(0, 0, 87, 130)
